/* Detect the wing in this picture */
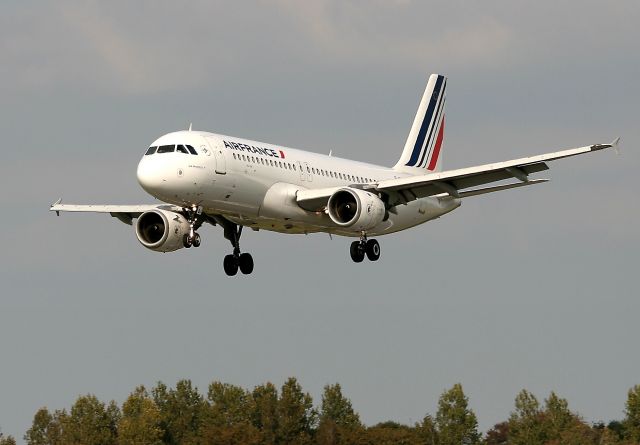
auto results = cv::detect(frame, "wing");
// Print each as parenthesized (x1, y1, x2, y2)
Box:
(50, 201, 182, 225)
(296, 139, 618, 211)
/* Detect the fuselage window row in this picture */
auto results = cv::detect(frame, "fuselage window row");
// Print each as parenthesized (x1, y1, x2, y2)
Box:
(230, 151, 375, 183)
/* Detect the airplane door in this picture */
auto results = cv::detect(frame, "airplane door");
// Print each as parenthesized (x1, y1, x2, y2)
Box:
(214, 148, 226, 174)
(204, 136, 226, 174)
(303, 162, 313, 182)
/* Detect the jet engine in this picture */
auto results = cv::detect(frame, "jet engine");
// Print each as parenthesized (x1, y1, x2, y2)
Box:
(327, 187, 385, 231)
(135, 209, 190, 252)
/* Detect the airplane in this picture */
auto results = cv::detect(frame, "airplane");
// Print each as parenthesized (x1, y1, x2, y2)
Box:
(51, 74, 618, 276)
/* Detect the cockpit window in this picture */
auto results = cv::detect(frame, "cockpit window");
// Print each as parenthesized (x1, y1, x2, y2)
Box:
(157, 144, 175, 153)
(186, 145, 197, 155)
(176, 144, 189, 154)
(145, 146, 157, 155)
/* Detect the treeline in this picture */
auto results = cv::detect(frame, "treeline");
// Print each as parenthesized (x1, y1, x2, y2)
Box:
(1, 378, 639, 445)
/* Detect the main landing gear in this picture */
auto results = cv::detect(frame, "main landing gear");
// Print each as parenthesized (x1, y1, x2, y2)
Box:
(218, 218, 254, 276)
(183, 205, 203, 248)
(350, 232, 380, 263)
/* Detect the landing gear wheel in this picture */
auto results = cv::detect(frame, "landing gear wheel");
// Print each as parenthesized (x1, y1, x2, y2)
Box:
(183, 234, 192, 248)
(350, 241, 365, 263)
(192, 232, 201, 248)
(223, 255, 239, 276)
(365, 239, 380, 261)
(239, 253, 254, 274)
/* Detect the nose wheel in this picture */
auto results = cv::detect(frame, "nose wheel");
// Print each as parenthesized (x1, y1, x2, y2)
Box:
(182, 206, 203, 248)
(350, 233, 380, 262)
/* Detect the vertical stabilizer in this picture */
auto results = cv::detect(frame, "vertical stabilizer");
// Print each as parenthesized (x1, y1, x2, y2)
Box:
(394, 74, 447, 174)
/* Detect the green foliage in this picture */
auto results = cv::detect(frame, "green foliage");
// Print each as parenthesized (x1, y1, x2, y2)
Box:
(624, 384, 640, 442)
(0, 431, 17, 445)
(50, 395, 119, 445)
(251, 382, 279, 445)
(199, 382, 261, 445)
(118, 386, 163, 445)
(152, 380, 205, 445)
(435, 383, 480, 445)
(277, 377, 317, 445)
(415, 414, 438, 445)
(508, 389, 545, 445)
(319, 383, 361, 429)
(18, 379, 640, 445)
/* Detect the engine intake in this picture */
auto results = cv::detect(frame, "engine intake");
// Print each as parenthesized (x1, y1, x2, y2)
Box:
(327, 187, 385, 231)
(135, 209, 190, 252)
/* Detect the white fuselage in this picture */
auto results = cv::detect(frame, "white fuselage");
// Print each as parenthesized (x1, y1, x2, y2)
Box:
(136, 131, 461, 237)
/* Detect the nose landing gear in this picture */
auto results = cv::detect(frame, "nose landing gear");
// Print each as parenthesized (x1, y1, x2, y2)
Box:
(350, 232, 380, 262)
(182, 205, 204, 248)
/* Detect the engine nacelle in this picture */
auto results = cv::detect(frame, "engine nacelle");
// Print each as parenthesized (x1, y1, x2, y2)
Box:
(135, 209, 190, 252)
(327, 187, 386, 231)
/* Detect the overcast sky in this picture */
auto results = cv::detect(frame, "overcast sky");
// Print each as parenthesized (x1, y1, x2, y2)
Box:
(1, 1, 638, 441)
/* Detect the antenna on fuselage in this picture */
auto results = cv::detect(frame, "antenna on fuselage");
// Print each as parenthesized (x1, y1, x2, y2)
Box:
(188, 123, 193, 131)
(329, 149, 333, 157)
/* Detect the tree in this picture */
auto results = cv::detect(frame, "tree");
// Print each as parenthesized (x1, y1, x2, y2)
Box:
(58, 395, 119, 445)
(152, 380, 205, 445)
(484, 421, 509, 445)
(542, 392, 574, 439)
(415, 414, 438, 445)
(360, 421, 422, 445)
(199, 382, 261, 445)
(624, 384, 640, 443)
(435, 383, 480, 445)
(508, 389, 545, 445)
(25, 408, 54, 445)
(319, 384, 361, 429)
(251, 382, 279, 445)
(0, 432, 16, 445)
(276, 377, 317, 445)
(118, 386, 163, 445)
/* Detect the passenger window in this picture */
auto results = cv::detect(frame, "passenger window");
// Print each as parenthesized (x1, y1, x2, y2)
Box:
(145, 146, 157, 155)
(270, 160, 274, 166)
(186, 145, 198, 155)
(293, 164, 296, 171)
(157, 145, 175, 153)
(176, 145, 189, 154)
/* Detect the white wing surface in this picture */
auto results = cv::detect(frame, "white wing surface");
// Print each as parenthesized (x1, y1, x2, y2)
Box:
(297, 139, 618, 210)
(50, 201, 182, 225)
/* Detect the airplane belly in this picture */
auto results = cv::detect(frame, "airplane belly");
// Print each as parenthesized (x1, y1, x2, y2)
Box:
(369, 196, 461, 236)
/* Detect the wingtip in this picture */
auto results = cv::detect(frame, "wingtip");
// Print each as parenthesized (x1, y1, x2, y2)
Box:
(612, 137, 621, 155)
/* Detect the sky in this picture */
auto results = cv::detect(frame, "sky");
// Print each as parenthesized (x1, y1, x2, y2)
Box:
(1, 0, 639, 441)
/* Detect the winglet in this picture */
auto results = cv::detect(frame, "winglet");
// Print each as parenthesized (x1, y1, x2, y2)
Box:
(51, 198, 62, 216)
(612, 137, 621, 155)
(591, 137, 621, 153)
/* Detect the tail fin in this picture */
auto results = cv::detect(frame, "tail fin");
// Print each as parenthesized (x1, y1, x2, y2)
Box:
(394, 74, 447, 173)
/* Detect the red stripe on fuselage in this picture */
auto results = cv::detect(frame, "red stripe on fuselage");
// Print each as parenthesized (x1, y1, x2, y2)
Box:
(279, 150, 285, 159)
(427, 117, 445, 171)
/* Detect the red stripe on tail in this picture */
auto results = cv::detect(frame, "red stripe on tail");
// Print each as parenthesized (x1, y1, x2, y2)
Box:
(427, 116, 445, 171)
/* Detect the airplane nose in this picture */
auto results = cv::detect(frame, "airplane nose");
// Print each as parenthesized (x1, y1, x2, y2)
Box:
(137, 159, 163, 193)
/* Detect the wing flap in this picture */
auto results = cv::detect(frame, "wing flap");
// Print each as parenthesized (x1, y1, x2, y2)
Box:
(378, 141, 615, 203)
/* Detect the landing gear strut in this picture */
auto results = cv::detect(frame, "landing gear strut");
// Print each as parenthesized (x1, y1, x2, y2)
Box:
(183, 205, 204, 248)
(350, 232, 380, 263)
(217, 217, 254, 276)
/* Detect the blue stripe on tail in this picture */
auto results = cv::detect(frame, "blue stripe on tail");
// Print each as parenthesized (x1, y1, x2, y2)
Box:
(406, 75, 445, 167)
